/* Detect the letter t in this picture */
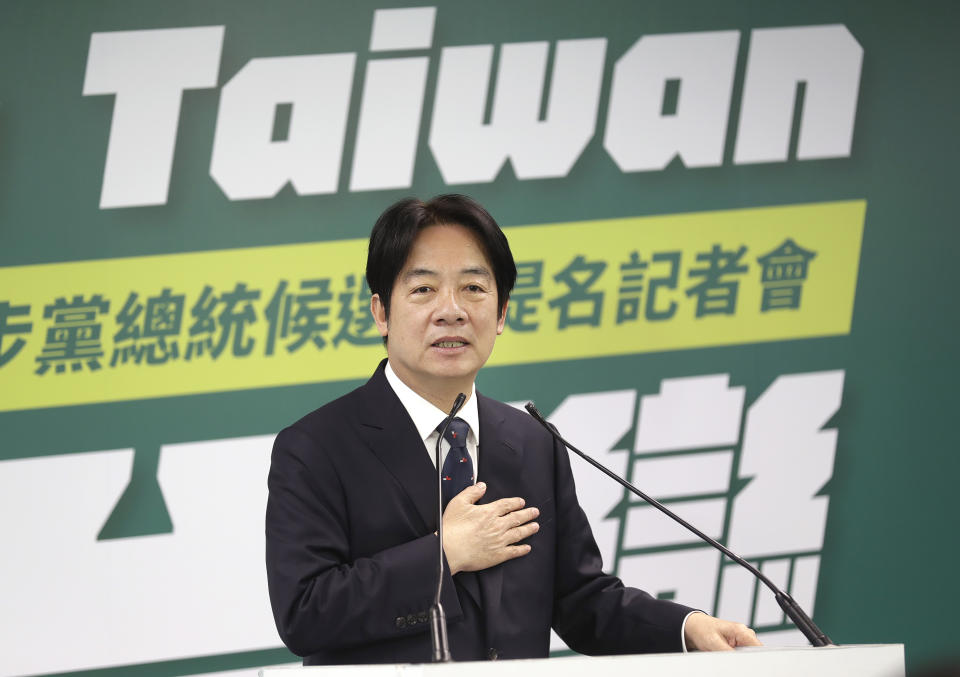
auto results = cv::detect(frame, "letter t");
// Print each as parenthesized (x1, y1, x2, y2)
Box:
(83, 26, 224, 209)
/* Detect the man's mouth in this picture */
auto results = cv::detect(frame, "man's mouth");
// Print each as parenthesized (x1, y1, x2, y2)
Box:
(432, 340, 467, 348)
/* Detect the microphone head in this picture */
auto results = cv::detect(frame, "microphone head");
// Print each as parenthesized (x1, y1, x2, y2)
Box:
(525, 402, 560, 436)
(445, 392, 467, 418)
(524, 401, 545, 421)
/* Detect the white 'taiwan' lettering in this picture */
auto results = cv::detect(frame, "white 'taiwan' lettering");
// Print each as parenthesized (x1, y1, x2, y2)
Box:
(81, 9, 863, 209)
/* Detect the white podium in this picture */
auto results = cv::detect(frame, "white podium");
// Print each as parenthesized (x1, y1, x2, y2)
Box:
(260, 644, 904, 677)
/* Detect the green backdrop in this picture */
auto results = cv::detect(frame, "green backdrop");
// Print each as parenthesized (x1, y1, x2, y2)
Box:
(1, 2, 957, 676)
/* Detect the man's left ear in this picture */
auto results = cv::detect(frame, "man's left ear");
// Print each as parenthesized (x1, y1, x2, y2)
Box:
(496, 299, 508, 335)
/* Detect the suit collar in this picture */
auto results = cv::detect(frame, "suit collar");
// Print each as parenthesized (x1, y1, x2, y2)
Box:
(384, 360, 480, 454)
(358, 360, 438, 532)
(475, 394, 523, 497)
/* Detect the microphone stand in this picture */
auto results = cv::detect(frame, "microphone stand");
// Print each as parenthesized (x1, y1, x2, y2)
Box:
(524, 401, 833, 648)
(430, 392, 467, 662)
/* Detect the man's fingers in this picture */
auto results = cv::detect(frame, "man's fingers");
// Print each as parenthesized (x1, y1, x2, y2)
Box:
(506, 506, 539, 527)
(452, 481, 487, 506)
(717, 621, 760, 648)
(501, 543, 532, 561)
(444, 488, 540, 573)
(734, 626, 762, 647)
(685, 614, 763, 652)
(709, 638, 735, 651)
(505, 521, 539, 544)
(490, 496, 525, 515)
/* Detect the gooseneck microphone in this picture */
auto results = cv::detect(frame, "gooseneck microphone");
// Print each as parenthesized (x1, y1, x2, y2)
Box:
(524, 401, 833, 648)
(430, 392, 467, 662)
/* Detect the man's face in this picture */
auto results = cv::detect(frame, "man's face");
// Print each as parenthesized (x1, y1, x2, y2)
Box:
(370, 223, 506, 400)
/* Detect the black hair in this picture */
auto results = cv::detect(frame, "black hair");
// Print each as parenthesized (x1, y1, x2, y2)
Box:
(366, 194, 517, 320)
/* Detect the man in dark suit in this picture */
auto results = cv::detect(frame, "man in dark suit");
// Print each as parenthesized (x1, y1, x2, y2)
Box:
(265, 195, 760, 664)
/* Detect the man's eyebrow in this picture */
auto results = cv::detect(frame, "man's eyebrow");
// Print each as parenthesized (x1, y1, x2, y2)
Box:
(402, 267, 437, 281)
(401, 266, 492, 280)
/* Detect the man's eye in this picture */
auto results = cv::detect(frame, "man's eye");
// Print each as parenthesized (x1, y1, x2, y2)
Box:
(466, 284, 484, 293)
(413, 286, 431, 294)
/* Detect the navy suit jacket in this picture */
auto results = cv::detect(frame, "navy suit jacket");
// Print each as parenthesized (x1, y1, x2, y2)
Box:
(265, 360, 692, 664)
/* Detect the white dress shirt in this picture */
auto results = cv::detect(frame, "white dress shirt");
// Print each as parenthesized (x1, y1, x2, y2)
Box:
(384, 360, 480, 479)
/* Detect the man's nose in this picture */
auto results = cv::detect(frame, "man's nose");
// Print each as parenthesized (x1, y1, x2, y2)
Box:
(434, 288, 465, 323)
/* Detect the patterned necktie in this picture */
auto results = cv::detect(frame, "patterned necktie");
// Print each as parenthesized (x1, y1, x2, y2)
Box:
(439, 417, 474, 509)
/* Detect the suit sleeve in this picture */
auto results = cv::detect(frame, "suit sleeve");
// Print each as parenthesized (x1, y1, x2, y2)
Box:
(265, 425, 461, 657)
(548, 434, 694, 654)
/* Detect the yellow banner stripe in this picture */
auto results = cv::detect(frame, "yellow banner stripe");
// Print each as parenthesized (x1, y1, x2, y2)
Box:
(0, 200, 865, 412)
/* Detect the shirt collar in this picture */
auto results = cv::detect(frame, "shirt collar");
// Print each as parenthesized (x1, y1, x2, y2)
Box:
(384, 360, 479, 445)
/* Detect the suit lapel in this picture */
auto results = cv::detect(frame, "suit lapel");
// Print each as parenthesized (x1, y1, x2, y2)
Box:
(476, 394, 525, 640)
(357, 367, 522, 624)
(358, 361, 438, 533)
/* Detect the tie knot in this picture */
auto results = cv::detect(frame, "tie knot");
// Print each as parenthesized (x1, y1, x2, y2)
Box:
(439, 417, 470, 448)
